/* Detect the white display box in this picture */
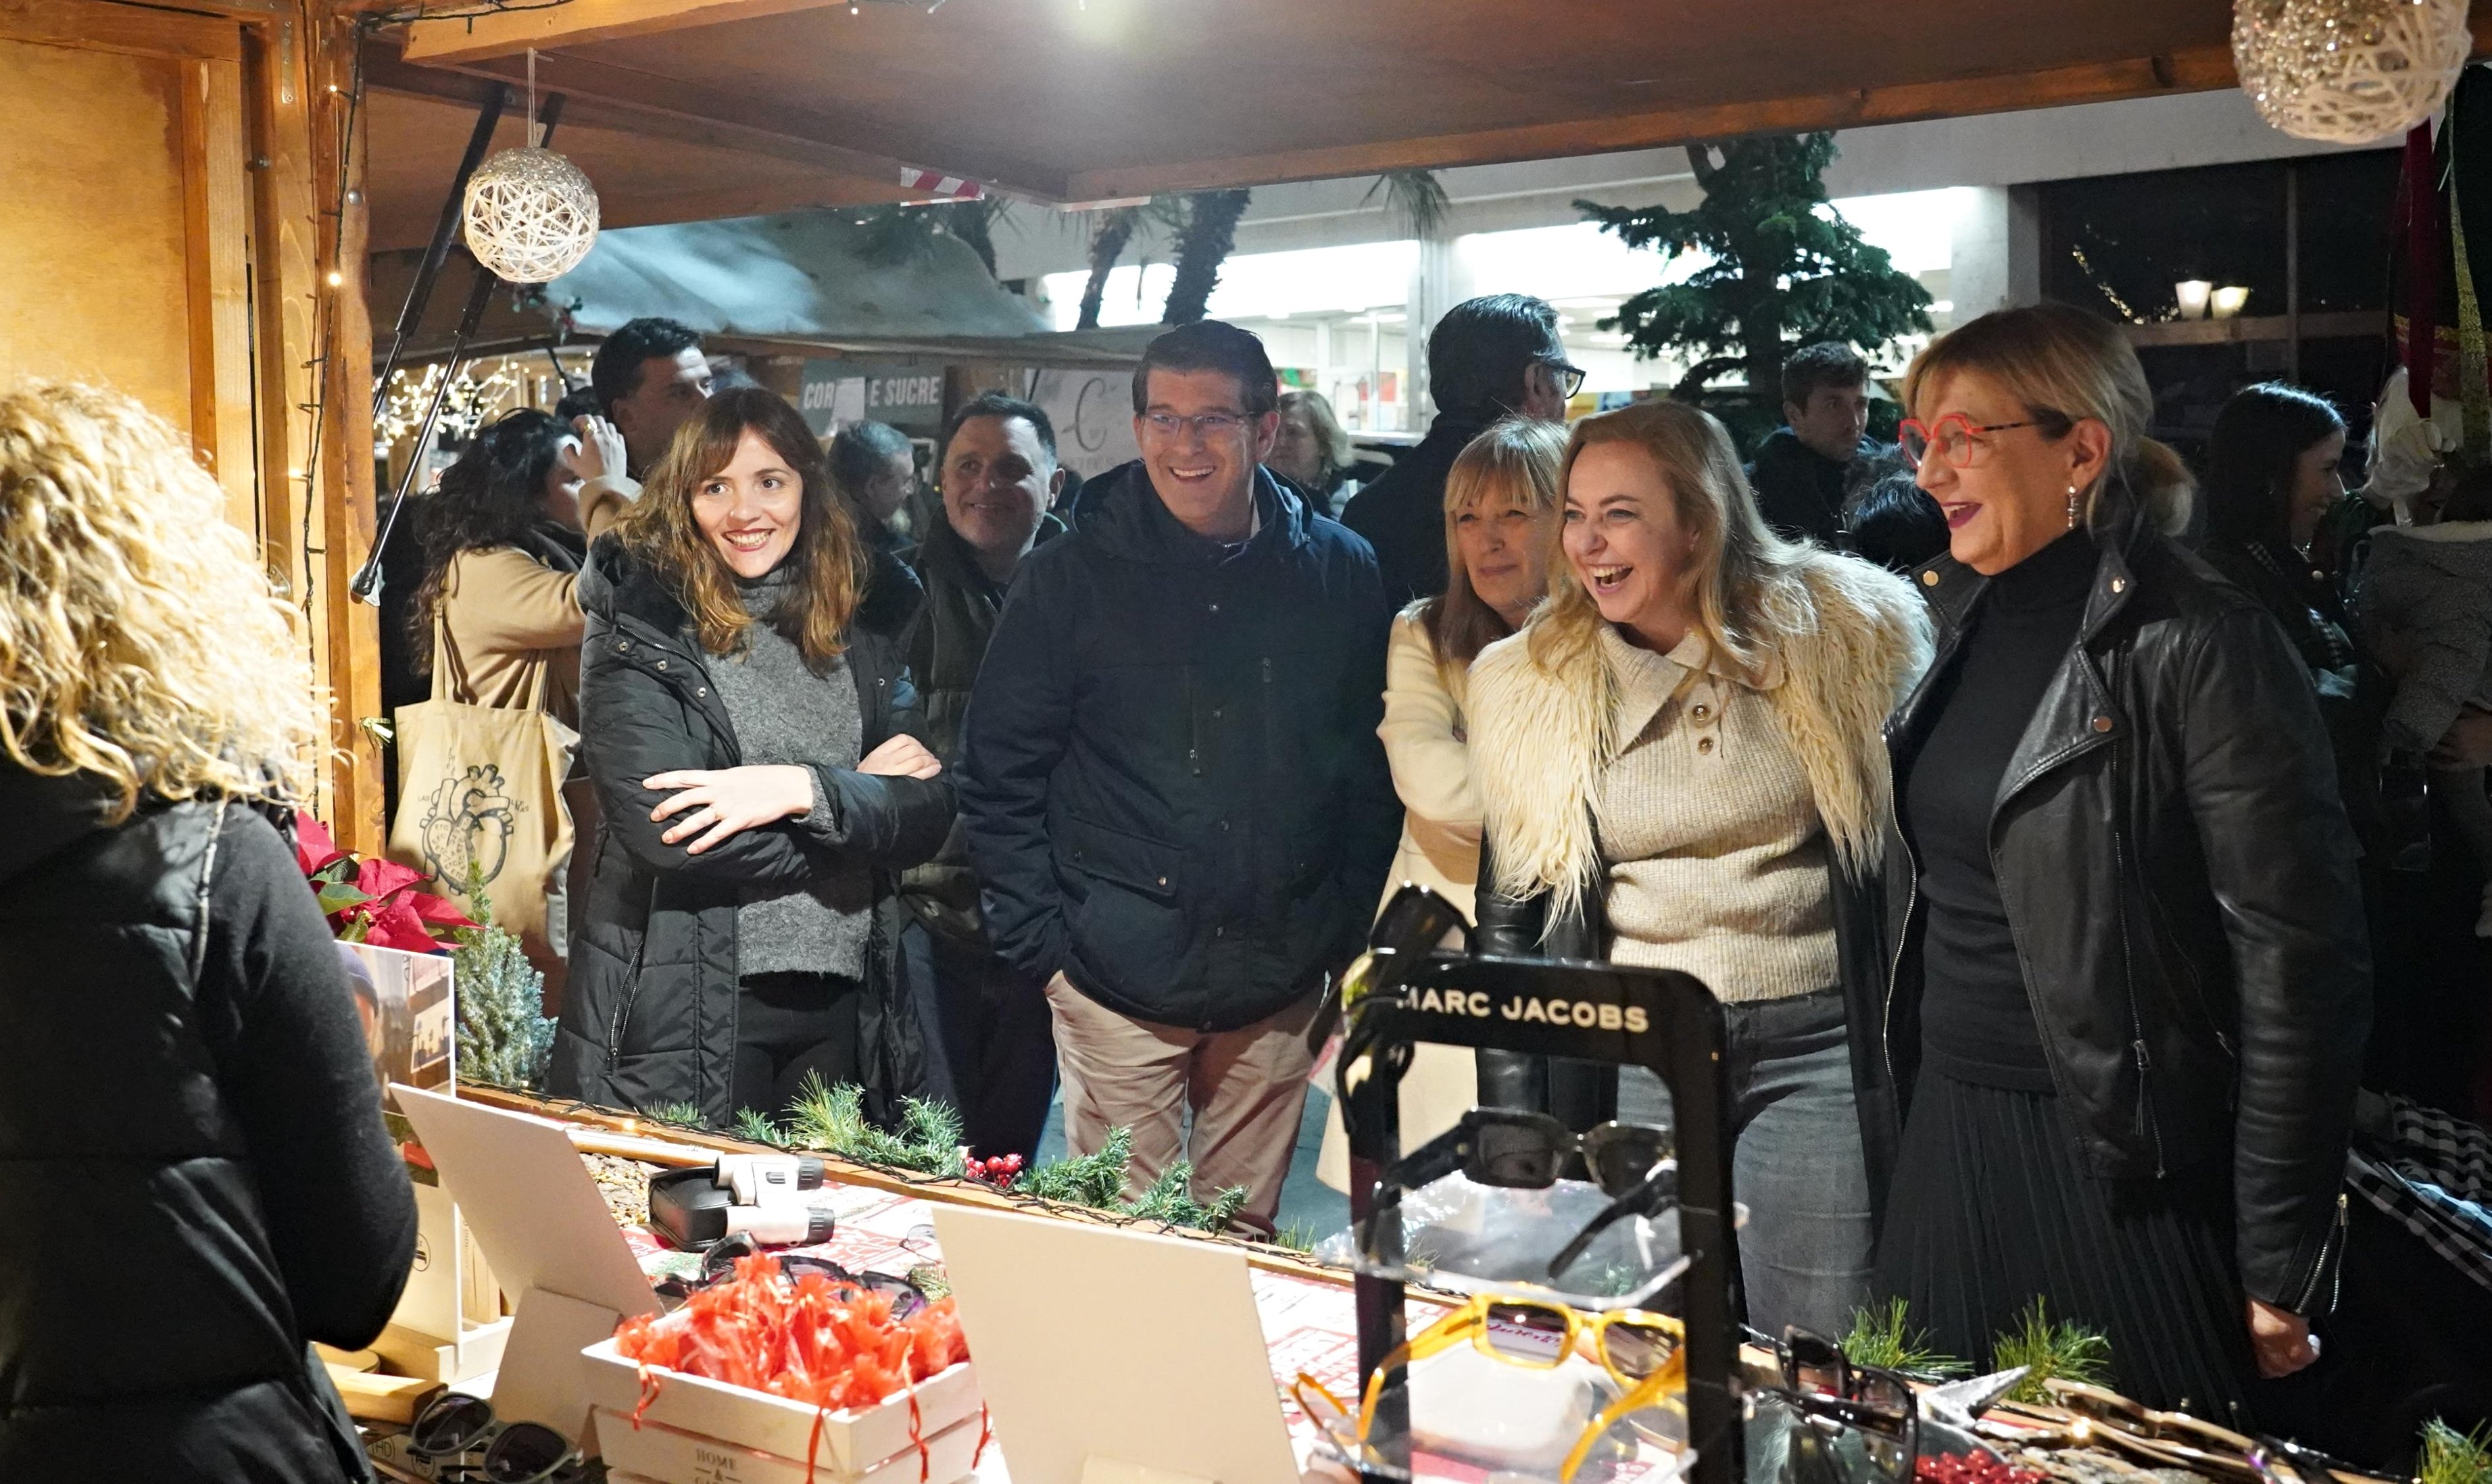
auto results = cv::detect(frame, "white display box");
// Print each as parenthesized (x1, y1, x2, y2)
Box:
(592, 1408, 985, 1484)
(581, 1337, 979, 1474)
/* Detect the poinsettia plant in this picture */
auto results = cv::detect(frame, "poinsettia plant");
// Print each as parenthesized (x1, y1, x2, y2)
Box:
(292, 810, 477, 954)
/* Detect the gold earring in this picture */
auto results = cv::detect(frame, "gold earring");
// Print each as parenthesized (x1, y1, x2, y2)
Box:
(2066, 484, 2080, 530)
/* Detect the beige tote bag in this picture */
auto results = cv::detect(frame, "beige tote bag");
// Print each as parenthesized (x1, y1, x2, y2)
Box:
(387, 613, 580, 956)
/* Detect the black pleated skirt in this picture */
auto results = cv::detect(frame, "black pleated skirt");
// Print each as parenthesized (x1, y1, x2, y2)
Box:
(1872, 1070, 2259, 1422)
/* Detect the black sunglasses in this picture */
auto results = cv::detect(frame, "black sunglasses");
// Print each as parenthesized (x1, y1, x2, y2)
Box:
(1379, 1108, 1671, 1206)
(1752, 1327, 1916, 1418)
(406, 1393, 595, 1483)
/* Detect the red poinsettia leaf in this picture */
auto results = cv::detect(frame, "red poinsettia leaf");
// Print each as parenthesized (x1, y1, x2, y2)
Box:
(362, 897, 439, 954)
(356, 856, 426, 901)
(409, 892, 479, 932)
(293, 810, 343, 876)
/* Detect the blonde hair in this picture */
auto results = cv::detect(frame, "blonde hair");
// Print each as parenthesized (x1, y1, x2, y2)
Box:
(1530, 399, 1817, 699)
(1422, 416, 1566, 681)
(0, 381, 319, 820)
(1903, 303, 2193, 535)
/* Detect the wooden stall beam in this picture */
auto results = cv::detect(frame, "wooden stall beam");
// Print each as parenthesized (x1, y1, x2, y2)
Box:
(401, 0, 836, 66)
(1065, 47, 2248, 200)
(318, 9, 384, 854)
(370, 41, 1069, 200)
(0, 0, 241, 60)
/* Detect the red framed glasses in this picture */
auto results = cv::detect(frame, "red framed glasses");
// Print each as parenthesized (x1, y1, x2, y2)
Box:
(1897, 412, 2061, 469)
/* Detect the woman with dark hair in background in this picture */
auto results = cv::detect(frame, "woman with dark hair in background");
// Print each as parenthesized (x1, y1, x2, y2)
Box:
(1876, 307, 2369, 1420)
(401, 408, 621, 995)
(553, 387, 952, 1126)
(2201, 385, 2357, 685)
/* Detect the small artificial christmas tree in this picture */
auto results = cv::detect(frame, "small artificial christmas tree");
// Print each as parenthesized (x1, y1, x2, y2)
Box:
(1578, 132, 1932, 443)
(451, 919, 555, 1092)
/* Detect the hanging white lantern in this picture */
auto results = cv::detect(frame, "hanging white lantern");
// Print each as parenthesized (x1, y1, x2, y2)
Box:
(2232, 0, 2471, 145)
(462, 146, 600, 285)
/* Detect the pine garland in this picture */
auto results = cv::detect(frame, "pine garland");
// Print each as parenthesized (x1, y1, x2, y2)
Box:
(450, 923, 554, 1092)
(1990, 1297, 2112, 1404)
(2422, 1419, 2492, 1484)
(752, 1081, 1250, 1234)
(1840, 1297, 1970, 1380)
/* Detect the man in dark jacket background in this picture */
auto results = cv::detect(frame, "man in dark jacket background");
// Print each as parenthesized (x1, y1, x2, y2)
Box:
(1745, 341, 1907, 547)
(902, 392, 1068, 1163)
(959, 322, 1399, 1233)
(1340, 293, 1578, 608)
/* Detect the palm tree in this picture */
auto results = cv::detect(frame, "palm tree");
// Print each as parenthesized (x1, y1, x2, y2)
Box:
(1161, 189, 1254, 325)
(1075, 205, 1144, 330)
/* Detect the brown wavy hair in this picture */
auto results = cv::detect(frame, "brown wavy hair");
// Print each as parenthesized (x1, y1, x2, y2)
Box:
(620, 387, 861, 669)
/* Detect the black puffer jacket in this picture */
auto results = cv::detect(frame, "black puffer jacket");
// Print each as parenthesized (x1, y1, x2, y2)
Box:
(900, 510, 1065, 943)
(959, 464, 1400, 1031)
(1882, 499, 2372, 1312)
(550, 538, 954, 1127)
(0, 768, 416, 1483)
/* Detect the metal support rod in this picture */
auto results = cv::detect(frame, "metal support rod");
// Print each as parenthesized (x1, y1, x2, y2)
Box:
(371, 84, 507, 423)
(352, 95, 565, 605)
(2286, 163, 2303, 384)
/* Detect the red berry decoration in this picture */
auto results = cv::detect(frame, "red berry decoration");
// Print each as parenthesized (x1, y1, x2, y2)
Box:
(1915, 1455, 2041, 1484)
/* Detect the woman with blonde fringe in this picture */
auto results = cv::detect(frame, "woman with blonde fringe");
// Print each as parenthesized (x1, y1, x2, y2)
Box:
(0, 382, 416, 1483)
(1464, 398, 1930, 1338)
(1317, 415, 1567, 1194)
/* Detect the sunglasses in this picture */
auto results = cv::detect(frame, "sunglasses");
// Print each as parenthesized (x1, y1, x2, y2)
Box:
(1753, 1327, 1917, 1418)
(2046, 1380, 2257, 1479)
(1293, 1297, 1686, 1481)
(1378, 1108, 1671, 1204)
(1746, 1387, 1917, 1484)
(406, 1392, 594, 1483)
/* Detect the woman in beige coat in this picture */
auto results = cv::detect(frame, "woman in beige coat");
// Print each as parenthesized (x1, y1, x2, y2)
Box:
(1319, 416, 1567, 1191)
(401, 408, 625, 1001)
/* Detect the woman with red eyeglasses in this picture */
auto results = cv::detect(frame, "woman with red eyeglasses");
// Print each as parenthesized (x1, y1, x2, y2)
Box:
(1870, 305, 2368, 1425)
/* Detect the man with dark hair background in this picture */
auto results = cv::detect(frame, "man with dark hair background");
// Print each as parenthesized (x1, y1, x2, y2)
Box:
(1341, 293, 1578, 606)
(900, 393, 1067, 1162)
(587, 316, 714, 480)
(960, 322, 1398, 1232)
(1745, 340, 1905, 548)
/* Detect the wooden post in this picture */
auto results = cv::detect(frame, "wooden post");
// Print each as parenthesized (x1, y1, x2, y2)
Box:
(316, 9, 385, 854)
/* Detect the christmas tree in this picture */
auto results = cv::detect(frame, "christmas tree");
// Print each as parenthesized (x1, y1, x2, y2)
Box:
(452, 922, 555, 1092)
(1578, 133, 1932, 413)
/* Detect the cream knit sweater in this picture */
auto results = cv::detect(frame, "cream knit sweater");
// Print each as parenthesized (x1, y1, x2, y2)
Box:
(1591, 625, 1838, 1003)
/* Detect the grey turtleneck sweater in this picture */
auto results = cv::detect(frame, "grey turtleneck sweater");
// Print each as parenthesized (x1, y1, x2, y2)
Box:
(707, 564, 872, 981)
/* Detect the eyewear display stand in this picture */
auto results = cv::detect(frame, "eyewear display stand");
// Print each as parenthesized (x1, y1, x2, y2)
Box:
(1338, 891, 1740, 1484)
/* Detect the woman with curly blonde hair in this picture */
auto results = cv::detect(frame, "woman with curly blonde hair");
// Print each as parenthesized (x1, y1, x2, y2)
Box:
(0, 382, 416, 1483)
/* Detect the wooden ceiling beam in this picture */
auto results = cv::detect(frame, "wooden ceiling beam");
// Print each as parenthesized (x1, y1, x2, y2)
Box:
(401, 0, 835, 66)
(372, 41, 1071, 200)
(1065, 47, 2249, 201)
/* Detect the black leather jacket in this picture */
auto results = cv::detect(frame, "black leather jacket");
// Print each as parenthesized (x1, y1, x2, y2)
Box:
(1882, 499, 2370, 1312)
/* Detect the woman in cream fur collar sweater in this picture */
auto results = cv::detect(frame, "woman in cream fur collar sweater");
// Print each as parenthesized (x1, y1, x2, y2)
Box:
(1465, 399, 1930, 1337)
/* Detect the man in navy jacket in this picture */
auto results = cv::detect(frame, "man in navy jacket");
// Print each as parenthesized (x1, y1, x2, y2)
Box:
(959, 322, 1398, 1233)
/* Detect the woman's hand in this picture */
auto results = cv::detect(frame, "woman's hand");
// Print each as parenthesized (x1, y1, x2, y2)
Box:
(645, 766, 816, 854)
(858, 734, 942, 781)
(2247, 1297, 2320, 1378)
(565, 414, 629, 487)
